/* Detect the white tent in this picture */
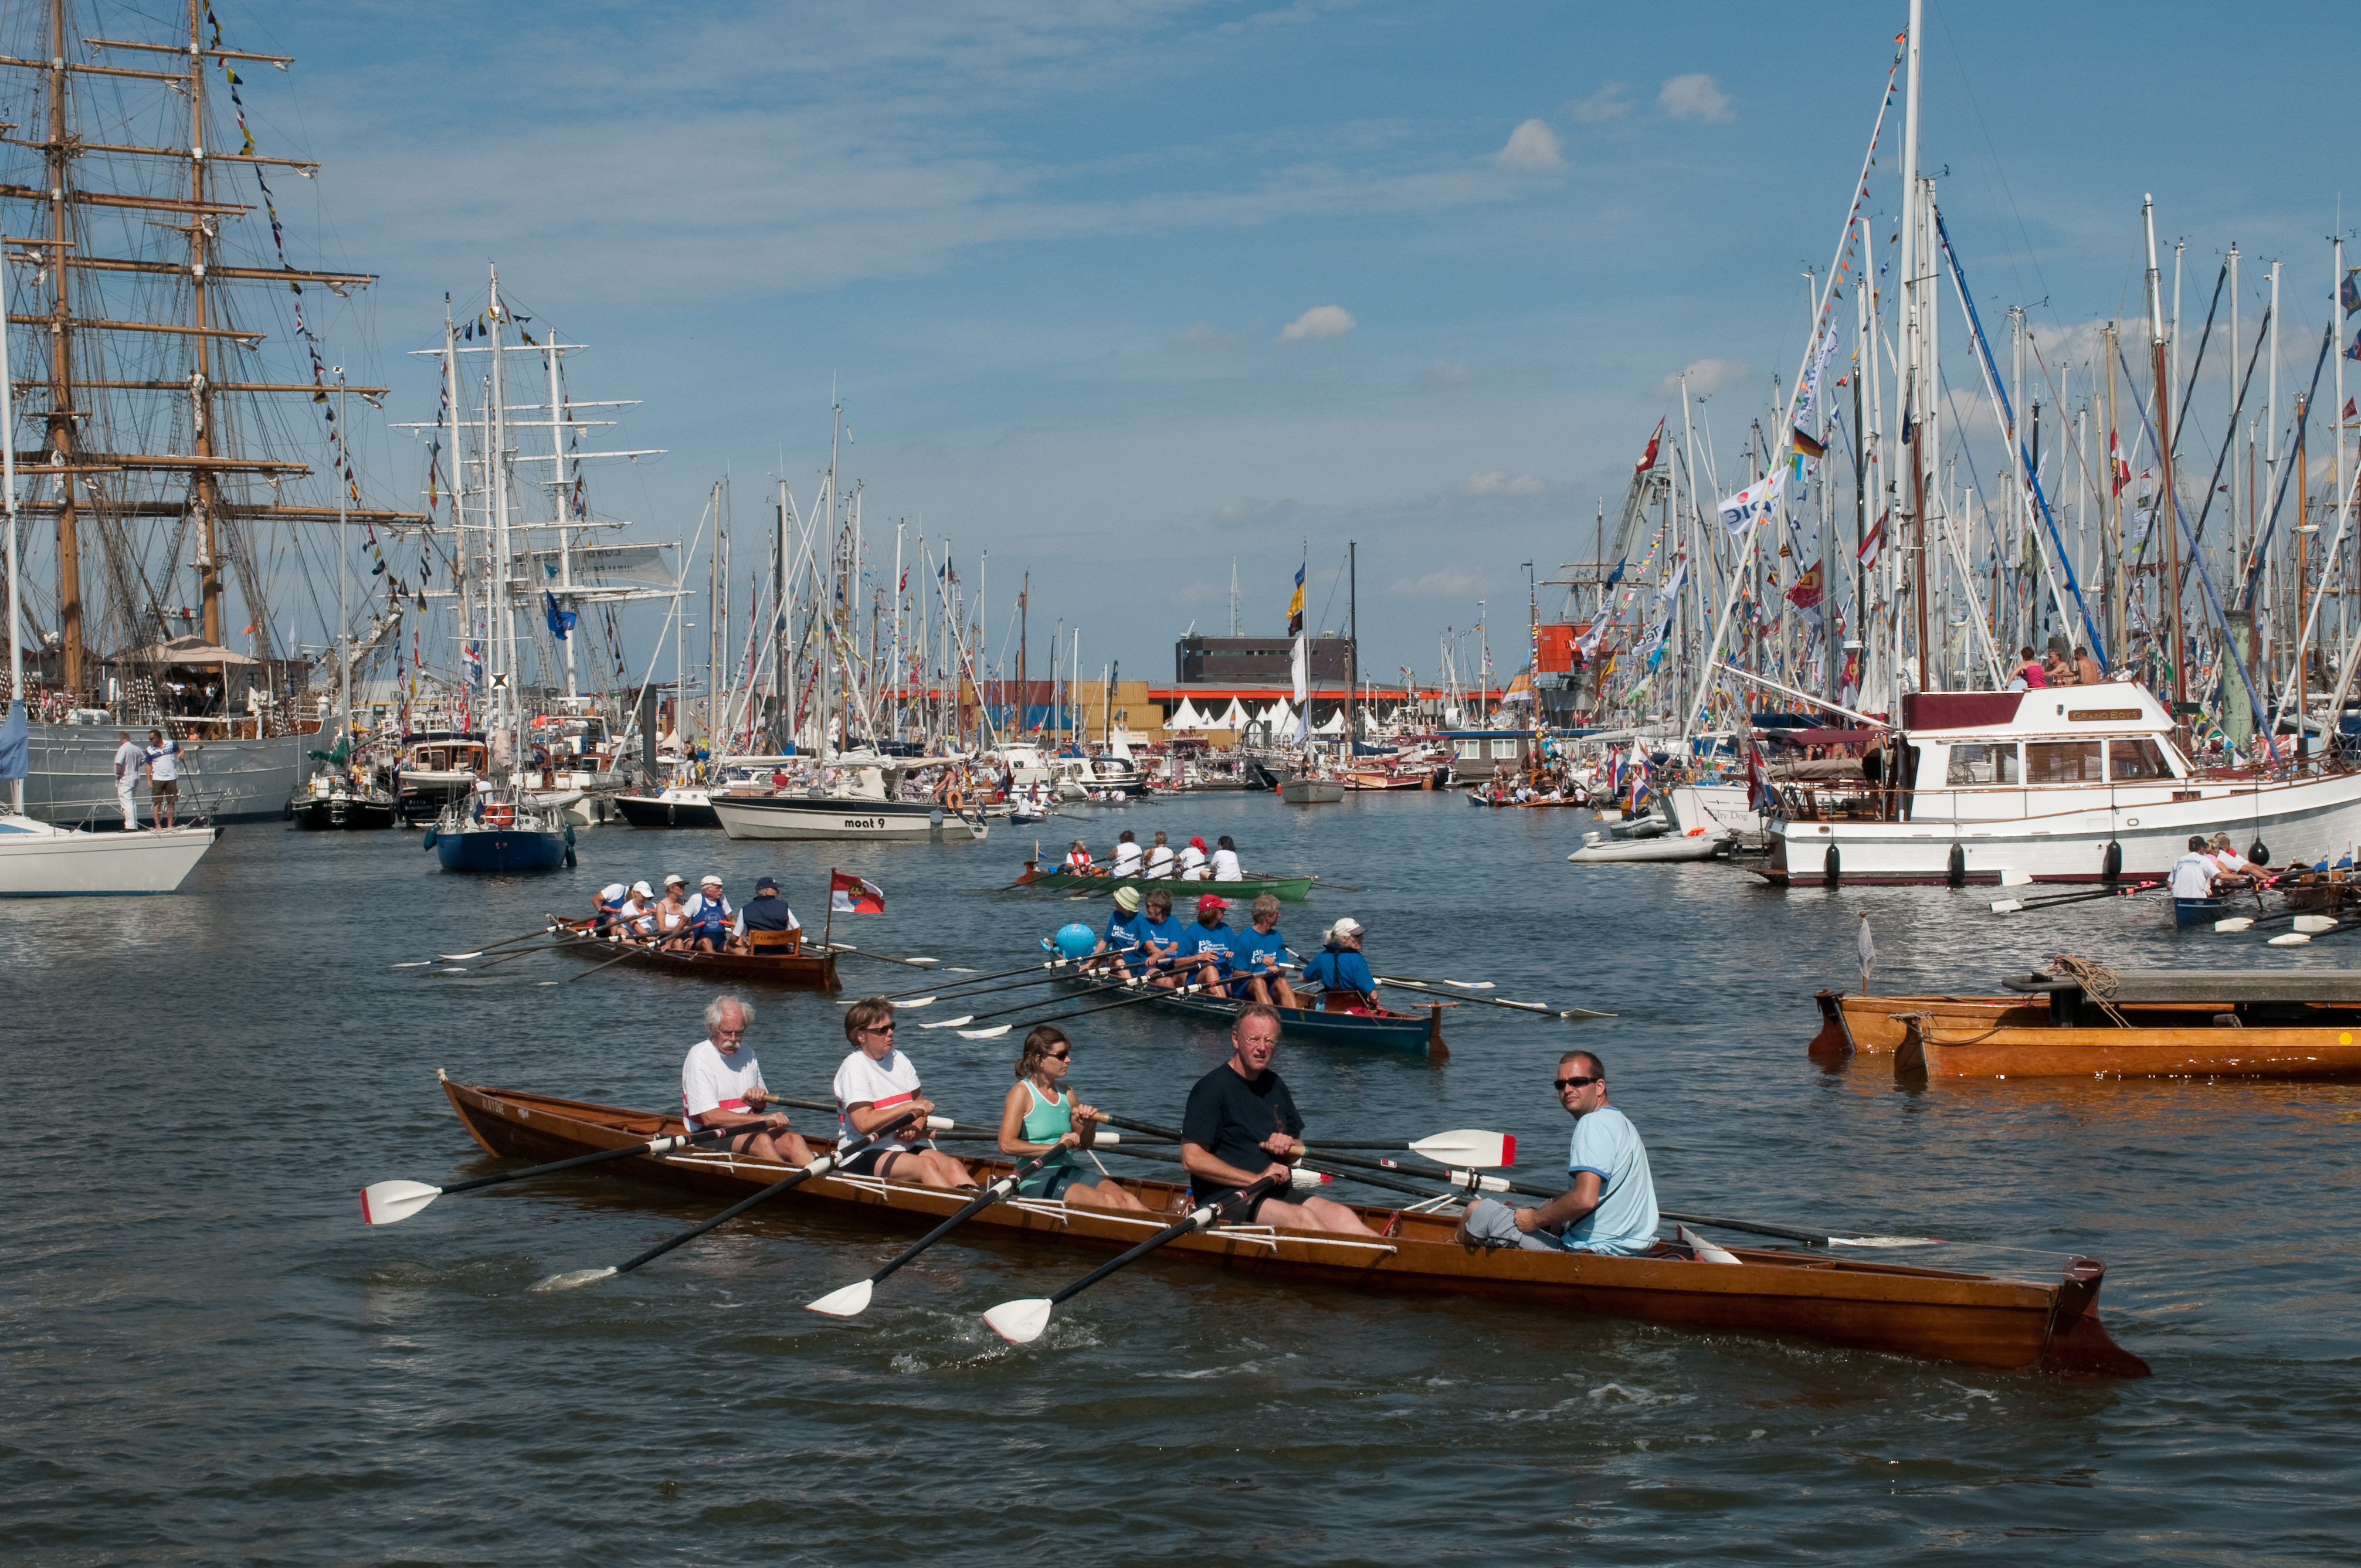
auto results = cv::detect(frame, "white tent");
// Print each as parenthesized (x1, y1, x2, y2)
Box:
(1163, 698, 1209, 731)
(1213, 697, 1249, 730)
(1261, 699, 1295, 737)
(1310, 705, 1348, 737)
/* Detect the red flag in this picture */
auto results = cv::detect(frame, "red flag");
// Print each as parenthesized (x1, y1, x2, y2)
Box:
(1858, 509, 1887, 570)
(1634, 418, 1664, 473)
(830, 871, 886, 914)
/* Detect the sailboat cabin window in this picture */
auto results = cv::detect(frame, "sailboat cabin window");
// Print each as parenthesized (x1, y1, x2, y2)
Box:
(2108, 738, 2171, 781)
(2025, 740, 2104, 784)
(1945, 744, 2020, 786)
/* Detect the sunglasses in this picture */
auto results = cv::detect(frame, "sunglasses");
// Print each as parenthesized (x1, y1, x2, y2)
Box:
(1045, 1048, 1071, 1061)
(863, 1024, 897, 1036)
(1554, 1074, 1602, 1091)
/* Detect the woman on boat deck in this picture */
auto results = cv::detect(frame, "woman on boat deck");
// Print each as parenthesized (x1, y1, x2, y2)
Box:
(996, 1027, 1148, 1212)
(833, 997, 975, 1190)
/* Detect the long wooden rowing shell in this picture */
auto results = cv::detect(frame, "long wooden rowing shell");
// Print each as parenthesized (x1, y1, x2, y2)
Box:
(1014, 861, 1317, 901)
(542, 922, 840, 991)
(1894, 1013, 2361, 1080)
(433, 1075, 2148, 1376)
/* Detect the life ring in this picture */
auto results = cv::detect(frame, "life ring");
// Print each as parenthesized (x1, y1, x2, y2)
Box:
(945, 785, 965, 812)
(485, 802, 516, 827)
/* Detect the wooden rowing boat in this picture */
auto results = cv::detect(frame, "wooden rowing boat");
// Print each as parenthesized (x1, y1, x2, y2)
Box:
(1060, 971, 1446, 1055)
(435, 1074, 2149, 1377)
(1895, 1013, 2361, 1080)
(542, 921, 840, 991)
(1810, 987, 2262, 1057)
(1014, 860, 1318, 902)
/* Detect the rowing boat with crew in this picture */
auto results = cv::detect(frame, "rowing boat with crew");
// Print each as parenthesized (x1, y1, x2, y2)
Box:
(542, 918, 842, 991)
(1014, 860, 1317, 901)
(1052, 969, 1447, 1055)
(425, 1073, 2148, 1376)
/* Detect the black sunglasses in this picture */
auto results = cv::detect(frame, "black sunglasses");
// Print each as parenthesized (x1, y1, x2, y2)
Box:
(1555, 1074, 1602, 1091)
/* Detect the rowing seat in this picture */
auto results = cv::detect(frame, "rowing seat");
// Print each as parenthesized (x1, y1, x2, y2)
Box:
(746, 928, 802, 953)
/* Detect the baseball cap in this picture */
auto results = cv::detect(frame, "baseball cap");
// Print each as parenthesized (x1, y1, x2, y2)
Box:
(630, 880, 653, 898)
(700, 874, 723, 887)
(1196, 894, 1229, 914)
(664, 874, 686, 887)
(756, 876, 779, 892)
(1331, 917, 1365, 941)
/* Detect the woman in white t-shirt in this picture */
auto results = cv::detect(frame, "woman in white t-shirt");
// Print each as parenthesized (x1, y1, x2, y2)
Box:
(833, 997, 975, 1189)
(1144, 830, 1176, 879)
(1209, 835, 1243, 883)
(1176, 836, 1209, 880)
(1109, 830, 1144, 877)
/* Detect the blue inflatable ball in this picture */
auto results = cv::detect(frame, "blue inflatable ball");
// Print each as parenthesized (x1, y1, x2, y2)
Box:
(1052, 922, 1098, 959)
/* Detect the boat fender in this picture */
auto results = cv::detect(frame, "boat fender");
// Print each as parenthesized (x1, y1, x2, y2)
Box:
(1946, 843, 1966, 887)
(1823, 844, 1840, 887)
(564, 823, 576, 846)
(931, 807, 946, 827)
(2102, 840, 2122, 883)
(2248, 839, 2270, 867)
(565, 846, 576, 868)
(421, 828, 439, 851)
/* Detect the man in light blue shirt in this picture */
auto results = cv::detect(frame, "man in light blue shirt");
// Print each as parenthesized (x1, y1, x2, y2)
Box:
(1457, 1049, 1659, 1256)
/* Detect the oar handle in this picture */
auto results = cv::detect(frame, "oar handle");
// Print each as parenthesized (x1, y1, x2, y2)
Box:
(610, 1107, 925, 1278)
(1046, 1170, 1287, 1307)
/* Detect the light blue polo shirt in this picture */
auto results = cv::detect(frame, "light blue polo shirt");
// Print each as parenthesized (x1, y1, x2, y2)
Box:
(1563, 1105, 1659, 1255)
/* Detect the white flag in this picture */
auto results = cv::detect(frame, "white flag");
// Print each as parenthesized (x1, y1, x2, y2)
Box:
(1718, 471, 1785, 531)
(1290, 633, 1310, 745)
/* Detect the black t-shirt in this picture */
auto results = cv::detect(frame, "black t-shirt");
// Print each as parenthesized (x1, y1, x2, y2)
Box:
(1182, 1061, 1304, 1198)
(742, 894, 796, 932)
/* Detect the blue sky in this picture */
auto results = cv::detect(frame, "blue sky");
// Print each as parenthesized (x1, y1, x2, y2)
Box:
(206, 0, 2357, 685)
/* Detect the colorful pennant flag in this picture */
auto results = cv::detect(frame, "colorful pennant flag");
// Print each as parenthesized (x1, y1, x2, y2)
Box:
(830, 871, 886, 914)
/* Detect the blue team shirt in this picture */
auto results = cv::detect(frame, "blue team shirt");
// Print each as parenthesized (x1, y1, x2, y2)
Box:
(1303, 948, 1376, 994)
(1234, 924, 1286, 976)
(1177, 918, 1236, 970)
(1563, 1105, 1658, 1255)
(1102, 909, 1144, 951)
(1136, 914, 1187, 969)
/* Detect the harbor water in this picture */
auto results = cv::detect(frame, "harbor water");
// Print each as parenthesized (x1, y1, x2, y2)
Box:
(6, 793, 2357, 1563)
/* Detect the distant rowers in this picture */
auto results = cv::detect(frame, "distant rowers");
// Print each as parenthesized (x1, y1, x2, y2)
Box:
(2207, 833, 2252, 886)
(1300, 917, 1380, 1012)
(680, 995, 814, 1166)
(1064, 838, 1095, 872)
(619, 880, 658, 940)
(1110, 829, 1144, 877)
(1180, 1006, 1376, 1236)
(996, 1025, 1148, 1212)
(591, 883, 628, 931)
(1145, 830, 1176, 879)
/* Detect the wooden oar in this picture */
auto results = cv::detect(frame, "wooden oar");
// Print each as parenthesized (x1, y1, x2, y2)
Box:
(815, 942, 940, 970)
(1373, 973, 1613, 1021)
(955, 971, 1221, 1041)
(529, 1108, 931, 1291)
(1096, 1112, 1515, 1185)
(1989, 879, 2159, 915)
(391, 921, 561, 968)
(856, 957, 1077, 1003)
(805, 1142, 1076, 1317)
(361, 1118, 760, 1225)
(981, 1171, 1290, 1344)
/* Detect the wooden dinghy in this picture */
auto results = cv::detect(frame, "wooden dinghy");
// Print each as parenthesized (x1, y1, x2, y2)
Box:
(1013, 860, 1318, 902)
(1812, 986, 2260, 1057)
(1057, 971, 1446, 1055)
(435, 1075, 2150, 1377)
(543, 920, 840, 992)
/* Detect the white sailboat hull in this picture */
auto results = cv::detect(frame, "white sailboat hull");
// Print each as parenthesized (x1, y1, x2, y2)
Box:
(711, 796, 988, 842)
(0, 817, 218, 895)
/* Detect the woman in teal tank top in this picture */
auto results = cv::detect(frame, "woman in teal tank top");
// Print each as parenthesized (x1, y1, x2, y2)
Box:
(996, 1026, 1149, 1213)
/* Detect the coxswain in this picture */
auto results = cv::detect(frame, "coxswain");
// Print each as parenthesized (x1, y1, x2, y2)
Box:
(680, 995, 814, 1166)
(1233, 894, 1298, 1009)
(1457, 1050, 1660, 1255)
(2170, 836, 2221, 904)
(1209, 835, 1243, 883)
(1176, 893, 1237, 990)
(1144, 830, 1176, 879)
(1089, 885, 1146, 976)
(1063, 838, 1095, 873)
(652, 875, 694, 949)
(1176, 835, 1209, 880)
(1109, 829, 1144, 877)
(740, 875, 801, 949)
(1179, 1006, 1376, 1235)
(1133, 887, 1187, 987)
(684, 874, 739, 953)
(996, 1026, 1148, 1212)
(591, 883, 629, 931)
(833, 997, 975, 1189)
(1300, 917, 1380, 1012)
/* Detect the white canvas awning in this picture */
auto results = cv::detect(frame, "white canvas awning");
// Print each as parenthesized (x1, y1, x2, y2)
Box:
(1310, 706, 1348, 736)
(1213, 697, 1249, 729)
(1164, 698, 1209, 731)
(105, 636, 261, 668)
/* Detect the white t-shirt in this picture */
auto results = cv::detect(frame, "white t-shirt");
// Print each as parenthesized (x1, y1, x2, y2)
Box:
(681, 1038, 768, 1129)
(833, 1046, 924, 1146)
(620, 895, 654, 934)
(1210, 848, 1242, 881)
(2211, 849, 2248, 876)
(2168, 853, 2217, 899)
(1145, 844, 1175, 878)
(1111, 841, 1144, 876)
(113, 741, 143, 784)
(145, 741, 181, 782)
(1176, 845, 1207, 878)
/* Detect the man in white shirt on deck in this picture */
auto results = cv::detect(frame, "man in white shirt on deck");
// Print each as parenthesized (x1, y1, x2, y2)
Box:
(833, 996, 974, 1190)
(111, 731, 143, 830)
(144, 728, 186, 829)
(680, 995, 812, 1166)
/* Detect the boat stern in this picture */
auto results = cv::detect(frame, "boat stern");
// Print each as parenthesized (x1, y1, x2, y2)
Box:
(2037, 1257, 2151, 1379)
(1809, 990, 1853, 1059)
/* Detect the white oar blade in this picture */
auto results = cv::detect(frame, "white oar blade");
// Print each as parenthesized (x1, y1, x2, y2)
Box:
(1441, 980, 1495, 990)
(2294, 915, 2338, 934)
(921, 1016, 976, 1030)
(358, 1180, 444, 1226)
(2268, 932, 2312, 946)
(2214, 916, 2255, 932)
(391, 961, 433, 969)
(803, 1279, 874, 1318)
(1990, 899, 2024, 914)
(439, 950, 487, 961)
(1998, 870, 2034, 887)
(982, 1297, 1054, 1344)
(958, 1024, 1013, 1040)
(892, 997, 935, 1009)
(1677, 1223, 1744, 1265)
(530, 1266, 618, 1292)
(903, 958, 939, 967)
(1829, 1234, 1943, 1248)
(1406, 1130, 1516, 1169)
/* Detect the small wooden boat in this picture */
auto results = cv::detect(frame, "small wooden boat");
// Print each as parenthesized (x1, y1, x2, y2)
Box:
(543, 920, 840, 991)
(1809, 990, 2042, 1056)
(431, 1075, 2149, 1376)
(1887, 959, 2361, 1080)
(1013, 860, 1317, 902)
(1059, 972, 1446, 1055)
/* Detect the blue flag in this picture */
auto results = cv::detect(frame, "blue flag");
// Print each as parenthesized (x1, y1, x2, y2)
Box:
(542, 590, 576, 641)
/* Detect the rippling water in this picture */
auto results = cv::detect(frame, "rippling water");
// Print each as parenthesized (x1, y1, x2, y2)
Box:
(6, 792, 2359, 1563)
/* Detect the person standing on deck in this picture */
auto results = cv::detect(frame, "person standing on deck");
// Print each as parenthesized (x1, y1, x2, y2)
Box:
(2017, 648, 2048, 689)
(680, 995, 813, 1166)
(1209, 836, 1243, 883)
(1300, 918, 1380, 1012)
(111, 731, 143, 830)
(144, 729, 186, 829)
(1180, 1006, 1376, 1236)
(1457, 1050, 1660, 1255)
(1109, 829, 1144, 877)
(2075, 646, 2104, 687)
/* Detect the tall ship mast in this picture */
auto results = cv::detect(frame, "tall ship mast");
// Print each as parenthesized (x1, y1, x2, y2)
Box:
(0, 0, 417, 823)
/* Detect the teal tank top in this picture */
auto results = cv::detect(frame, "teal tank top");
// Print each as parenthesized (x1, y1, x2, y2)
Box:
(1021, 1080, 1076, 1169)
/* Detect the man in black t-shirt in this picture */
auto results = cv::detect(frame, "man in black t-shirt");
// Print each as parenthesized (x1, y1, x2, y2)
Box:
(1180, 1004, 1378, 1236)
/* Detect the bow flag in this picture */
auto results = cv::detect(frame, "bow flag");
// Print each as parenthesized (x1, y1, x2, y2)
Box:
(1285, 564, 1306, 637)
(830, 871, 886, 914)
(542, 590, 576, 641)
(1785, 559, 1826, 613)
(1718, 470, 1785, 531)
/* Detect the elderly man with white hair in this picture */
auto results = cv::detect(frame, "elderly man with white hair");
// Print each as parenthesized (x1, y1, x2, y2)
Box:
(680, 994, 813, 1166)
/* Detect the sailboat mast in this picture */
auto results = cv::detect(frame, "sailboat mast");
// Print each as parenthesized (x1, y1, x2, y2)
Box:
(184, 0, 223, 647)
(2145, 196, 2185, 717)
(1899, 0, 1928, 694)
(485, 266, 518, 766)
(547, 331, 576, 699)
(338, 370, 350, 748)
(43, 0, 82, 695)
(4, 239, 21, 815)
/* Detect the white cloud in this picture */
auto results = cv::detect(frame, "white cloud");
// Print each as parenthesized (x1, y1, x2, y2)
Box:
(1494, 118, 1564, 173)
(1278, 304, 1356, 343)
(1421, 359, 1476, 388)
(1460, 471, 1545, 496)
(1567, 83, 1630, 123)
(1658, 73, 1733, 123)
(1653, 358, 1750, 399)
(1390, 565, 1484, 597)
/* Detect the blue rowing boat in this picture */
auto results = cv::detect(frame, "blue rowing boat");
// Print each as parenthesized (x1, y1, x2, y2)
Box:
(2172, 895, 2227, 929)
(1060, 974, 1446, 1055)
